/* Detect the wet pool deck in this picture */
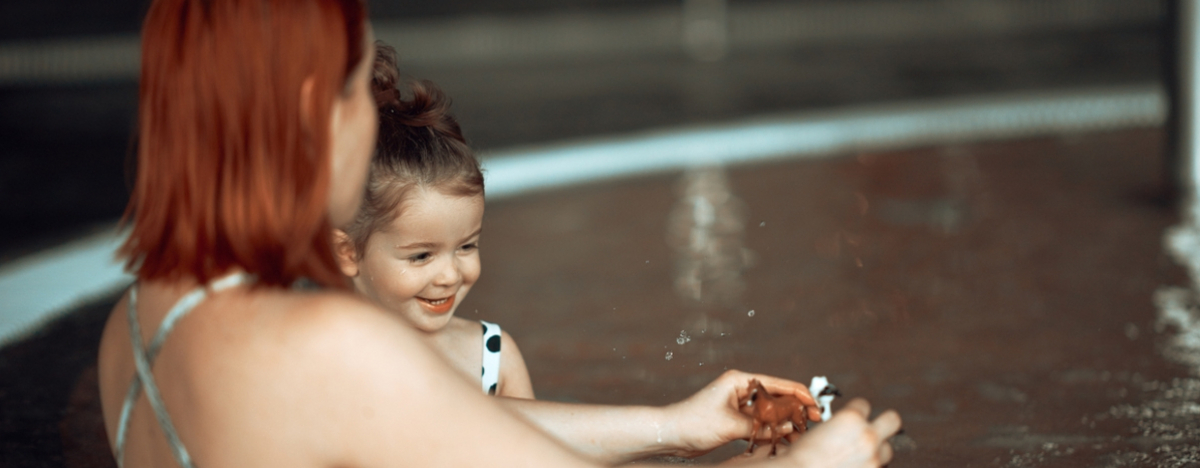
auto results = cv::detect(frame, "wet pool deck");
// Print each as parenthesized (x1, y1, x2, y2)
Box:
(4, 127, 1199, 467)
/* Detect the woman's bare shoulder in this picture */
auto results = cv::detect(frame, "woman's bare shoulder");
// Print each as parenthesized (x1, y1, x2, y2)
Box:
(241, 289, 424, 363)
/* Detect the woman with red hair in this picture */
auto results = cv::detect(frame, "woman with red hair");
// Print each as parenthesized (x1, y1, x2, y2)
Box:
(98, 0, 900, 466)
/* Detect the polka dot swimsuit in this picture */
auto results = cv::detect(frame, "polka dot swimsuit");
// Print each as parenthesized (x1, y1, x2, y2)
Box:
(480, 320, 502, 395)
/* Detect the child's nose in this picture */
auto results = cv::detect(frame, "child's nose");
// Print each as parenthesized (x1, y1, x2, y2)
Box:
(432, 257, 463, 286)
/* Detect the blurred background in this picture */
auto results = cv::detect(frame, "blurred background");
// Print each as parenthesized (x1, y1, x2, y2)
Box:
(4, 0, 1197, 467)
(0, 0, 1165, 261)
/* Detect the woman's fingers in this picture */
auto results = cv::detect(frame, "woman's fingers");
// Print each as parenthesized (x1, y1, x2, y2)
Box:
(753, 374, 817, 406)
(750, 422, 796, 442)
(807, 405, 823, 422)
(871, 409, 901, 465)
(841, 398, 871, 419)
(870, 409, 902, 440)
(877, 438, 894, 465)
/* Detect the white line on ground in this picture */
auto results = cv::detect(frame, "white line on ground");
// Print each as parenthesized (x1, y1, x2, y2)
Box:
(482, 84, 1165, 198)
(0, 84, 1167, 346)
(0, 227, 131, 345)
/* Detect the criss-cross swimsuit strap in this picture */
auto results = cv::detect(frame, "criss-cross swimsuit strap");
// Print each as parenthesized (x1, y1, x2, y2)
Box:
(115, 273, 252, 468)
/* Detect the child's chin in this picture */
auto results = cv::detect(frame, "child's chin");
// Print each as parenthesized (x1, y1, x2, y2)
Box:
(409, 310, 455, 332)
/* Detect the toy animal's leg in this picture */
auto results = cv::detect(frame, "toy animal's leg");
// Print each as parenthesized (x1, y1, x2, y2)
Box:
(791, 416, 807, 436)
(744, 421, 762, 455)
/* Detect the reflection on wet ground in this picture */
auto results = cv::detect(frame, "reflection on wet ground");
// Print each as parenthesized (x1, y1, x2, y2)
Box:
(4, 128, 1199, 466)
(469, 128, 1198, 465)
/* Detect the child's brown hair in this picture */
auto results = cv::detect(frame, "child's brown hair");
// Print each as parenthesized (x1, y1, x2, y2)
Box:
(341, 42, 484, 257)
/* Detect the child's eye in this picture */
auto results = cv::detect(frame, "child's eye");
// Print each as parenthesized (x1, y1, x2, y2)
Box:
(461, 242, 479, 252)
(408, 252, 432, 263)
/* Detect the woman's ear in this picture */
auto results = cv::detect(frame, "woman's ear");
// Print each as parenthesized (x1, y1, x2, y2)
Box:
(332, 229, 360, 278)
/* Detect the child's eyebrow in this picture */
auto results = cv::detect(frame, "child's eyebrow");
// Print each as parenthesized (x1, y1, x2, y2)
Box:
(396, 242, 440, 250)
(461, 228, 483, 242)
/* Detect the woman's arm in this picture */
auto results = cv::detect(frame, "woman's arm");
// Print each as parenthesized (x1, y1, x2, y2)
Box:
(496, 370, 821, 465)
(257, 295, 897, 467)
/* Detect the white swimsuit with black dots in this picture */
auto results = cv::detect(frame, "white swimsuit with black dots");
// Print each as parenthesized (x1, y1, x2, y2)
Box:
(480, 320, 502, 395)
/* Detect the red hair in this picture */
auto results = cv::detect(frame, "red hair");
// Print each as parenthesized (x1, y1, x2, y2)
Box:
(121, 0, 367, 287)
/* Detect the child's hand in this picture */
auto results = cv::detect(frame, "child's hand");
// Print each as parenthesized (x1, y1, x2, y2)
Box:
(660, 369, 818, 457)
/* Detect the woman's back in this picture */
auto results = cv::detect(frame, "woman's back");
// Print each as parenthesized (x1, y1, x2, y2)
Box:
(97, 279, 359, 466)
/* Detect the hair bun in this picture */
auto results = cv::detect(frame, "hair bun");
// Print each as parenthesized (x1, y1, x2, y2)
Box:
(371, 42, 466, 144)
(396, 80, 454, 129)
(371, 43, 402, 108)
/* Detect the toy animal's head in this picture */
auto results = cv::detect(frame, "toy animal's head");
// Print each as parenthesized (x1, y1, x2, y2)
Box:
(739, 378, 771, 413)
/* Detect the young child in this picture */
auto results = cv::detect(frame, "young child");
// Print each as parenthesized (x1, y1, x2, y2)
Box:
(333, 44, 534, 398)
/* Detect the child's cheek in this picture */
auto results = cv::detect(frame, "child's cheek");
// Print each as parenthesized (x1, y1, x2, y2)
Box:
(464, 258, 482, 285)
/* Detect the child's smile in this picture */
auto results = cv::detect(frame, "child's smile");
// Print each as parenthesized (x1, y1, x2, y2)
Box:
(417, 294, 456, 314)
(342, 187, 484, 333)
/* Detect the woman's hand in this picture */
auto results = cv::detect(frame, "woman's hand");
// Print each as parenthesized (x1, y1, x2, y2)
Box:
(778, 398, 902, 467)
(659, 369, 820, 457)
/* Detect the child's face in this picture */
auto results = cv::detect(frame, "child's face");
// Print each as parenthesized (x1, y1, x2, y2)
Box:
(349, 188, 484, 332)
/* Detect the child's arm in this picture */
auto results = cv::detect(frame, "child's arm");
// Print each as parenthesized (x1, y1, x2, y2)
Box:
(496, 370, 823, 465)
(498, 330, 535, 398)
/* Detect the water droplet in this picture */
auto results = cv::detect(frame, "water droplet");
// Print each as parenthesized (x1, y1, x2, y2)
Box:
(748, 309, 756, 317)
(676, 330, 692, 345)
(760, 221, 766, 227)
(665, 352, 674, 361)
